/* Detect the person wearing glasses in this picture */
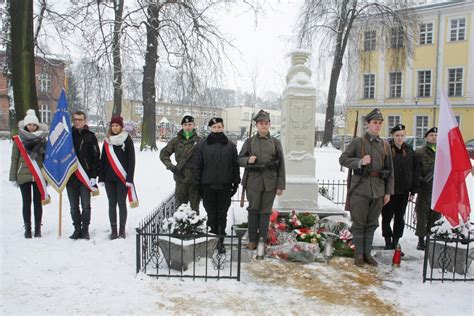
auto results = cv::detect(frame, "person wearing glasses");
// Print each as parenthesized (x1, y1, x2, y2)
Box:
(66, 111, 100, 240)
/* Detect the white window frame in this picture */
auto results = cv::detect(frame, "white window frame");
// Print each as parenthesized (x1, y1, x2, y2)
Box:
(447, 67, 463, 97)
(39, 104, 51, 124)
(389, 72, 402, 98)
(175, 108, 182, 116)
(387, 115, 401, 134)
(363, 30, 376, 51)
(157, 106, 164, 115)
(414, 115, 429, 138)
(448, 17, 466, 42)
(363, 74, 375, 99)
(390, 27, 404, 48)
(134, 105, 143, 115)
(417, 69, 432, 97)
(201, 110, 206, 118)
(419, 22, 434, 45)
(38, 73, 51, 93)
(166, 107, 171, 116)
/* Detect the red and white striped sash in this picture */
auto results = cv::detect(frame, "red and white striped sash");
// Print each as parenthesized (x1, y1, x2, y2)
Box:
(13, 135, 51, 205)
(104, 140, 139, 208)
(74, 162, 99, 196)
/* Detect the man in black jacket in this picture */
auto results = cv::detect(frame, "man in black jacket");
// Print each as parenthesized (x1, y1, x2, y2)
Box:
(67, 111, 100, 240)
(193, 117, 240, 254)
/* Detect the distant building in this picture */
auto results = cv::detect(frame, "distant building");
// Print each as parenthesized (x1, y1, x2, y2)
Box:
(0, 51, 66, 131)
(224, 106, 281, 137)
(345, 1, 474, 140)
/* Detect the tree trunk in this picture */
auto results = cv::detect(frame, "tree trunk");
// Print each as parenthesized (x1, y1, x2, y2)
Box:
(140, 4, 159, 151)
(9, 0, 38, 135)
(112, 0, 124, 116)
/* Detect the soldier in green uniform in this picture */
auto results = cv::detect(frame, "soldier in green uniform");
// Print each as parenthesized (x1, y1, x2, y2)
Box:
(414, 127, 439, 250)
(160, 115, 202, 213)
(238, 110, 285, 250)
(339, 108, 394, 267)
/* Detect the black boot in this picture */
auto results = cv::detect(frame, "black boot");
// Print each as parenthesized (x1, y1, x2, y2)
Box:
(118, 225, 126, 239)
(417, 236, 425, 250)
(81, 225, 90, 240)
(24, 223, 32, 239)
(384, 236, 393, 250)
(34, 223, 42, 238)
(69, 225, 82, 239)
(110, 225, 118, 240)
(217, 238, 226, 254)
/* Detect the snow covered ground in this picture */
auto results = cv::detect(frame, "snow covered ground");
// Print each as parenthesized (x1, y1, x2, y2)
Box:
(1, 140, 473, 315)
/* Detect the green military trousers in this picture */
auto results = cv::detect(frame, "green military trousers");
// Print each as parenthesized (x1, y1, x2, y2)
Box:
(415, 191, 441, 237)
(175, 182, 201, 214)
(246, 189, 276, 243)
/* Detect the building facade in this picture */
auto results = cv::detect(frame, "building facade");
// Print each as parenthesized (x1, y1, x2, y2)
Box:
(224, 106, 281, 137)
(345, 1, 474, 141)
(0, 51, 66, 130)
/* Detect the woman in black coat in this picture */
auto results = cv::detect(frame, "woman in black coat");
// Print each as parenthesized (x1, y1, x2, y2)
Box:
(99, 116, 135, 240)
(381, 124, 419, 249)
(193, 117, 241, 254)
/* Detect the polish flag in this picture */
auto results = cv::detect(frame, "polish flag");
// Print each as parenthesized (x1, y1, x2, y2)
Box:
(431, 90, 472, 226)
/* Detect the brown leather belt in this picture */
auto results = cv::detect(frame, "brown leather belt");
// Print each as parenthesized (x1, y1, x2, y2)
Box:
(370, 170, 381, 177)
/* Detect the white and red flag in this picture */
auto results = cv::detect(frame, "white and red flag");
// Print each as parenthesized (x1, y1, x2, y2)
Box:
(431, 90, 472, 226)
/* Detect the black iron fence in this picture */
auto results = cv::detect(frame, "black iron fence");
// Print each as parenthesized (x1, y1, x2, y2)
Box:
(423, 232, 474, 282)
(135, 194, 242, 281)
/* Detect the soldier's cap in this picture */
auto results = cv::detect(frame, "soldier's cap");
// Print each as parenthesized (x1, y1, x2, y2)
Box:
(365, 108, 384, 122)
(208, 117, 224, 127)
(253, 109, 271, 122)
(424, 127, 438, 138)
(181, 115, 194, 125)
(390, 123, 405, 134)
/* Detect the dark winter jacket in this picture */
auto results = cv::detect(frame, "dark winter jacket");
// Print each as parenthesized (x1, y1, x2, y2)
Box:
(160, 129, 201, 184)
(390, 140, 420, 195)
(193, 132, 240, 187)
(69, 126, 100, 184)
(99, 132, 135, 183)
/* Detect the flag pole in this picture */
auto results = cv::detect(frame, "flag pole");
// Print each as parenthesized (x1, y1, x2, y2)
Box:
(59, 192, 62, 237)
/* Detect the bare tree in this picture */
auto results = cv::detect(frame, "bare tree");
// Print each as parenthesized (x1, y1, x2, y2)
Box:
(297, 0, 417, 146)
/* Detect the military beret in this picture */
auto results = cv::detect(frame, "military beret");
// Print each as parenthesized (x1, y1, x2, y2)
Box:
(208, 117, 224, 127)
(391, 123, 405, 134)
(365, 108, 384, 122)
(181, 115, 194, 125)
(253, 109, 271, 122)
(424, 127, 438, 138)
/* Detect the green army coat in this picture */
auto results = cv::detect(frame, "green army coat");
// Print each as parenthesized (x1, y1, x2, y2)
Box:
(238, 133, 285, 192)
(415, 144, 435, 193)
(160, 129, 201, 184)
(339, 132, 395, 199)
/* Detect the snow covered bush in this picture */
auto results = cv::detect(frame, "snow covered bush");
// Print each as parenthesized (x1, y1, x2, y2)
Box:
(161, 204, 208, 238)
(431, 218, 472, 240)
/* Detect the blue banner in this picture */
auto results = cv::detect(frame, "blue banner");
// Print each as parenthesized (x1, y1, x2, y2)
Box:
(43, 89, 77, 192)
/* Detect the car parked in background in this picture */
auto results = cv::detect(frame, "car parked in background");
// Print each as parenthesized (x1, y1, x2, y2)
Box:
(332, 134, 353, 150)
(405, 136, 425, 151)
(466, 139, 474, 159)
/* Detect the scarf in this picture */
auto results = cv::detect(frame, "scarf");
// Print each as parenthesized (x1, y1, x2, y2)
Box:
(18, 128, 47, 160)
(183, 130, 193, 140)
(108, 131, 129, 151)
(206, 132, 228, 145)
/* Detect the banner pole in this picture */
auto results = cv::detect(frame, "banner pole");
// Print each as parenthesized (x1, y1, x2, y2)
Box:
(59, 192, 62, 237)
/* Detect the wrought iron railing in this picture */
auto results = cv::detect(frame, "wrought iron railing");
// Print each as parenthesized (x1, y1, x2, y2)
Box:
(317, 179, 347, 206)
(135, 194, 241, 281)
(423, 232, 474, 282)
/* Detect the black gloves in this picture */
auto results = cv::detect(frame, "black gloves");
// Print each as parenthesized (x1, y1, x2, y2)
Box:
(169, 165, 180, 174)
(230, 183, 239, 197)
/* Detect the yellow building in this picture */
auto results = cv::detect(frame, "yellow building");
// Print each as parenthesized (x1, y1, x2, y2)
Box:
(345, 0, 474, 142)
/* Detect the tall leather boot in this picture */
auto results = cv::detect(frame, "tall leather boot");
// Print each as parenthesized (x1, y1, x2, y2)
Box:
(384, 236, 393, 250)
(110, 224, 118, 240)
(34, 222, 42, 238)
(69, 224, 82, 239)
(118, 225, 126, 239)
(81, 225, 90, 240)
(417, 236, 425, 250)
(24, 222, 32, 239)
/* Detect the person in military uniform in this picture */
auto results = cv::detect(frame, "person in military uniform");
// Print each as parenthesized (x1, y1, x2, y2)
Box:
(339, 108, 394, 267)
(160, 115, 202, 213)
(193, 117, 240, 254)
(414, 127, 439, 250)
(238, 110, 285, 251)
(381, 124, 419, 250)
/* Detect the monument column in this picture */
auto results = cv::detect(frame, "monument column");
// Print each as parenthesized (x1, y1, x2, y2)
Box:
(277, 50, 318, 212)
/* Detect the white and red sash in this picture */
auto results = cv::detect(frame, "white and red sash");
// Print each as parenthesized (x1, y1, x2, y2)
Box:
(104, 140, 139, 208)
(13, 135, 51, 205)
(74, 162, 100, 196)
